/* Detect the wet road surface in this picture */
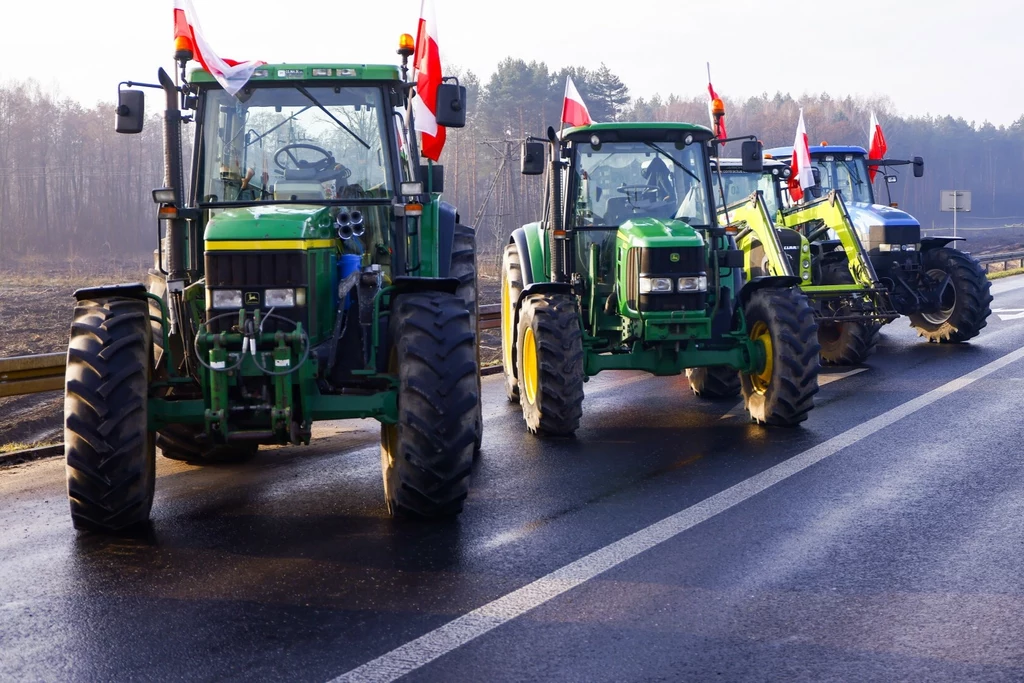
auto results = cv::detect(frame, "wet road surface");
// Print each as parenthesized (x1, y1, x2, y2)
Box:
(3, 276, 1024, 682)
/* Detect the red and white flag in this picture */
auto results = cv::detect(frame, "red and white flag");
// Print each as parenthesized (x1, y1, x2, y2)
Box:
(173, 0, 264, 97)
(412, 0, 446, 161)
(867, 111, 888, 182)
(788, 108, 815, 203)
(561, 76, 593, 128)
(707, 80, 726, 139)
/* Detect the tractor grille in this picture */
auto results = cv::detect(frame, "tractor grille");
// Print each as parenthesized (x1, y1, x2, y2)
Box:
(628, 246, 708, 313)
(778, 229, 804, 274)
(205, 250, 308, 334)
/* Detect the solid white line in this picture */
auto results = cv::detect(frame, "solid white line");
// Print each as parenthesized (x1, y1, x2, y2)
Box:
(329, 344, 1024, 683)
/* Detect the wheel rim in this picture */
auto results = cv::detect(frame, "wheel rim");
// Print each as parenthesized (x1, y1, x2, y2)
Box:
(502, 273, 514, 371)
(750, 320, 773, 394)
(920, 268, 956, 325)
(522, 326, 539, 405)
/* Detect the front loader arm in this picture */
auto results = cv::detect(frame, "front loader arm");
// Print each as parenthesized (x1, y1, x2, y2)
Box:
(728, 191, 794, 277)
(778, 191, 880, 287)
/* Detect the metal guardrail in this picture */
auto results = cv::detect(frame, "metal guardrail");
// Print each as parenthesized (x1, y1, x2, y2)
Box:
(978, 251, 1024, 273)
(0, 307, 502, 399)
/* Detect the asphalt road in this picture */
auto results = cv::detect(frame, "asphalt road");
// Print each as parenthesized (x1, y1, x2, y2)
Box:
(4, 276, 1024, 682)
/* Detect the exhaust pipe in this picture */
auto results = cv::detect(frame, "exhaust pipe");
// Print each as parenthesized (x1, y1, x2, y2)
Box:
(158, 67, 186, 283)
(336, 212, 353, 239)
(349, 210, 364, 237)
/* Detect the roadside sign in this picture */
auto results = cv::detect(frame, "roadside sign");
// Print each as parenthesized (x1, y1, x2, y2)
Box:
(940, 190, 971, 237)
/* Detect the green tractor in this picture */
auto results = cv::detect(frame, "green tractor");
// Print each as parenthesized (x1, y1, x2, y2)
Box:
(713, 156, 899, 364)
(500, 123, 821, 435)
(63, 38, 481, 532)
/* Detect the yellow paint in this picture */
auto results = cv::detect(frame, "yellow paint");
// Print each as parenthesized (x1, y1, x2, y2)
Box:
(750, 320, 773, 394)
(205, 239, 336, 251)
(522, 326, 539, 405)
(502, 277, 514, 372)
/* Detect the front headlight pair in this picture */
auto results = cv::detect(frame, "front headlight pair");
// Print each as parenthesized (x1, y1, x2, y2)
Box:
(639, 275, 707, 294)
(878, 244, 917, 252)
(209, 288, 302, 309)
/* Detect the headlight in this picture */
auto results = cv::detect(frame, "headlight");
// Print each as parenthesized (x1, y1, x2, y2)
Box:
(265, 288, 296, 307)
(211, 289, 242, 309)
(677, 275, 708, 292)
(801, 260, 810, 270)
(879, 244, 917, 252)
(802, 272, 810, 280)
(639, 277, 673, 294)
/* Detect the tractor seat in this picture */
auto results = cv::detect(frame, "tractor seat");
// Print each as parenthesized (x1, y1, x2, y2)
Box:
(603, 197, 632, 227)
(273, 180, 325, 201)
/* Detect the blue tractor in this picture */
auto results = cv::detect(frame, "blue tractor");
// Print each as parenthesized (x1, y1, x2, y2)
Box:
(765, 144, 992, 343)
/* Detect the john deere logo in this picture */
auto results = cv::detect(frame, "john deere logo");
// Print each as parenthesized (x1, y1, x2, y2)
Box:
(669, 252, 680, 263)
(245, 292, 260, 305)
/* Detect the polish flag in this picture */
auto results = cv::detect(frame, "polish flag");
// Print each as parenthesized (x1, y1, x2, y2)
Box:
(173, 0, 264, 97)
(707, 81, 726, 139)
(561, 76, 593, 128)
(788, 109, 815, 203)
(867, 111, 888, 182)
(413, 0, 445, 161)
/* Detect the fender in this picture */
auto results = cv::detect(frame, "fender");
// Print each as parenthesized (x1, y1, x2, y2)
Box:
(511, 222, 548, 285)
(73, 282, 148, 302)
(517, 281, 575, 306)
(388, 276, 460, 296)
(920, 236, 965, 252)
(738, 275, 802, 305)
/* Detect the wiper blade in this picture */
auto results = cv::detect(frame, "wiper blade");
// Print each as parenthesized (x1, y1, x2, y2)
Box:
(645, 143, 700, 183)
(247, 105, 312, 148)
(296, 85, 370, 150)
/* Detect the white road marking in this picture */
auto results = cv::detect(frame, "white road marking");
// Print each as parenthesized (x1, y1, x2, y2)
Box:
(327, 344, 1024, 683)
(719, 367, 867, 420)
(993, 308, 1024, 321)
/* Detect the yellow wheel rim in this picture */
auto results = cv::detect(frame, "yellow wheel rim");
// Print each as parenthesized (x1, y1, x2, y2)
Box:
(750, 320, 773, 394)
(502, 274, 514, 371)
(522, 326, 539, 405)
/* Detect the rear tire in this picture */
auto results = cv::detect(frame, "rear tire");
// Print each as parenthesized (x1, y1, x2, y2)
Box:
(501, 244, 525, 403)
(740, 287, 820, 426)
(452, 223, 483, 453)
(686, 366, 741, 399)
(817, 321, 880, 366)
(517, 293, 585, 436)
(64, 295, 155, 532)
(156, 426, 258, 464)
(380, 292, 477, 517)
(908, 247, 992, 343)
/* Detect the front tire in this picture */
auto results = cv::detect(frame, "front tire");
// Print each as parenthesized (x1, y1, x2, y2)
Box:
(740, 287, 820, 426)
(908, 247, 992, 343)
(517, 293, 585, 436)
(64, 295, 156, 532)
(686, 366, 741, 399)
(501, 244, 525, 403)
(380, 292, 477, 517)
(817, 321, 880, 366)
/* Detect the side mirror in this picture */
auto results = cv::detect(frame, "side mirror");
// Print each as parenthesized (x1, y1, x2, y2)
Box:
(434, 83, 466, 128)
(811, 167, 821, 186)
(885, 174, 898, 184)
(912, 155, 924, 178)
(740, 140, 763, 173)
(420, 163, 444, 193)
(521, 141, 545, 176)
(116, 89, 145, 134)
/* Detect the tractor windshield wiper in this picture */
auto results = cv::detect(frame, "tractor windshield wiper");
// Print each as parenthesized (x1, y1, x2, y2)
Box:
(645, 143, 701, 183)
(296, 85, 371, 150)
(247, 105, 312, 148)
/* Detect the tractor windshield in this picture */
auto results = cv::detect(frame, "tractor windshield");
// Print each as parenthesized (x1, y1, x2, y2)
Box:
(714, 170, 781, 217)
(199, 85, 394, 205)
(811, 154, 873, 205)
(573, 140, 711, 228)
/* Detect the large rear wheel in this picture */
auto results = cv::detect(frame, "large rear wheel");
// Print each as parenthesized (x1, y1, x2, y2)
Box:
(501, 244, 525, 403)
(908, 247, 992, 343)
(65, 292, 155, 532)
(380, 291, 477, 517)
(686, 366, 741, 399)
(740, 287, 820, 426)
(452, 223, 483, 453)
(516, 293, 585, 436)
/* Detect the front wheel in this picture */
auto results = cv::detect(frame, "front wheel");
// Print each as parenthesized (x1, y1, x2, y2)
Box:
(908, 248, 992, 343)
(64, 294, 155, 532)
(817, 321, 880, 366)
(517, 293, 585, 436)
(740, 287, 820, 426)
(686, 366, 740, 399)
(380, 291, 477, 517)
(452, 223, 482, 453)
(501, 244, 525, 403)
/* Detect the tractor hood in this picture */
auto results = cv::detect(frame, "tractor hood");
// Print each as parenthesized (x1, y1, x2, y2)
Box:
(204, 205, 337, 242)
(847, 202, 920, 232)
(616, 217, 705, 249)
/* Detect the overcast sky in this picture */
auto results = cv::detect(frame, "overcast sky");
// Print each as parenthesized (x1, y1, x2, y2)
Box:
(3, 0, 1020, 126)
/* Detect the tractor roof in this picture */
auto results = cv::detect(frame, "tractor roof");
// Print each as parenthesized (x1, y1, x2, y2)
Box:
(189, 63, 401, 86)
(765, 144, 868, 158)
(563, 121, 713, 140)
(713, 157, 788, 170)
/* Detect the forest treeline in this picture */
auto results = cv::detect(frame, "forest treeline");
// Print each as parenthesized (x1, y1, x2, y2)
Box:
(1, 59, 1022, 266)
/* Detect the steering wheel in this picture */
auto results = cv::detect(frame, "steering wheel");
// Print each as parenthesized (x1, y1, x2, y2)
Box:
(617, 184, 662, 202)
(274, 143, 343, 176)
(805, 225, 832, 243)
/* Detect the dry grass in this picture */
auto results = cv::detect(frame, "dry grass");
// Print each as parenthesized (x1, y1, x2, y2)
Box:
(987, 267, 1024, 280)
